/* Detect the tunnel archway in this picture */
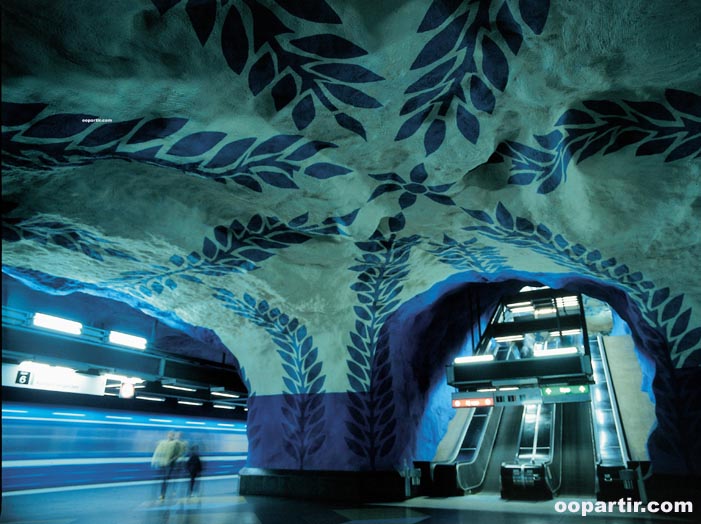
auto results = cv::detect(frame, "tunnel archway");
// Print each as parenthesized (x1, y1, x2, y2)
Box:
(384, 271, 696, 478)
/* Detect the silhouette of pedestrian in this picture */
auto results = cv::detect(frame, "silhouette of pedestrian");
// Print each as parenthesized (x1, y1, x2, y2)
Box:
(186, 444, 203, 497)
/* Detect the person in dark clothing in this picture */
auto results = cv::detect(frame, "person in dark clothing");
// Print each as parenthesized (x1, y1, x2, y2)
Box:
(186, 444, 203, 497)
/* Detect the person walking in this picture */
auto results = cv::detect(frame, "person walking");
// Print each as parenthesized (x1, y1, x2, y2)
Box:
(151, 431, 185, 501)
(186, 444, 203, 497)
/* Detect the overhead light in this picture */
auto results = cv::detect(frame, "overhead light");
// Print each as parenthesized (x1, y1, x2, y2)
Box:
(136, 395, 165, 402)
(211, 391, 240, 398)
(33, 313, 82, 335)
(149, 418, 172, 423)
(494, 335, 524, 342)
(477, 388, 497, 392)
(213, 404, 237, 410)
(533, 346, 579, 357)
(549, 329, 582, 336)
(52, 412, 85, 417)
(103, 374, 144, 384)
(454, 354, 495, 364)
(535, 307, 556, 316)
(108, 331, 147, 350)
(163, 384, 197, 392)
(106, 415, 132, 420)
(510, 306, 535, 314)
(217, 423, 235, 427)
(506, 302, 531, 308)
(186, 421, 206, 425)
(179, 401, 203, 407)
(498, 386, 518, 391)
(119, 382, 135, 399)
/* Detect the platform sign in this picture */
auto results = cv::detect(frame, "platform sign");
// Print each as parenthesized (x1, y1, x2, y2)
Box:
(540, 384, 590, 403)
(2, 363, 106, 396)
(15, 370, 32, 385)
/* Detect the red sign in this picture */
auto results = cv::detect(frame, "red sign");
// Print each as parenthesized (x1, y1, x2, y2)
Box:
(452, 397, 494, 408)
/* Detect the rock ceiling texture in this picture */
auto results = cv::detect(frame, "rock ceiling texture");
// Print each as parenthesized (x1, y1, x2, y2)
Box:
(2, 0, 700, 474)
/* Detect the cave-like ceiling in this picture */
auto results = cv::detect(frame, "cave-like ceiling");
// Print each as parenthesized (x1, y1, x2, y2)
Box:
(2, 0, 700, 472)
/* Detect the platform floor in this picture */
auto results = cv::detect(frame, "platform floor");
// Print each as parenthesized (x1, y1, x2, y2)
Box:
(0, 476, 690, 524)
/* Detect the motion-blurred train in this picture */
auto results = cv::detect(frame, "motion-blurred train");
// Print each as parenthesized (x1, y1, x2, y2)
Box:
(2, 402, 248, 492)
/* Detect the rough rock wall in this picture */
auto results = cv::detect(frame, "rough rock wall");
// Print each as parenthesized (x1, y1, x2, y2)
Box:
(2, 0, 700, 473)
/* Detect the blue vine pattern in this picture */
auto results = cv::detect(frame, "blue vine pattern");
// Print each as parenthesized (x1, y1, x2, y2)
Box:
(213, 288, 326, 468)
(427, 234, 510, 273)
(398, 0, 550, 155)
(344, 232, 420, 469)
(2, 215, 138, 263)
(463, 202, 701, 366)
(1, 104, 351, 192)
(492, 89, 701, 193)
(109, 210, 358, 298)
(151, 0, 384, 139)
(367, 163, 455, 232)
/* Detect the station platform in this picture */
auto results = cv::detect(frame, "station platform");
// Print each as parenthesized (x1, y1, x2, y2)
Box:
(1, 475, 691, 524)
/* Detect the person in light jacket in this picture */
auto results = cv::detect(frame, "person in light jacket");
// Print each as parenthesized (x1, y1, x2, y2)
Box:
(151, 431, 186, 500)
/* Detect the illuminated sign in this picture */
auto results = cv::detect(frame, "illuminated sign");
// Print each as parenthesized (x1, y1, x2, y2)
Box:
(452, 397, 494, 408)
(542, 384, 589, 397)
(2, 363, 106, 396)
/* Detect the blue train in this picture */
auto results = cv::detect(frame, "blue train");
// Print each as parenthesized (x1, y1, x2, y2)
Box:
(1, 402, 248, 492)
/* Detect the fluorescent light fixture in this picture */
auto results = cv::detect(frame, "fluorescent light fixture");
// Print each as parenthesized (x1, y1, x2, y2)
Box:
(108, 330, 147, 350)
(136, 395, 165, 402)
(535, 307, 556, 316)
(454, 354, 495, 364)
(163, 384, 197, 392)
(506, 301, 531, 308)
(477, 388, 497, 392)
(217, 423, 235, 427)
(2, 409, 28, 414)
(211, 391, 240, 398)
(186, 421, 206, 425)
(104, 392, 118, 397)
(494, 334, 524, 342)
(103, 373, 144, 384)
(213, 404, 237, 410)
(533, 346, 579, 357)
(178, 400, 203, 406)
(33, 313, 82, 335)
(549, 329, 582, 336)
(52, 412, 85, 417)
(510, 306, 535, 314)
(149, 418, 172, 423)
(498, 386, 518, 391)
(106, 416, 132, 420)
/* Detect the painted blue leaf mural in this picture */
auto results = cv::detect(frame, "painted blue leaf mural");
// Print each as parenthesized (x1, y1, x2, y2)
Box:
(344, 233, 420, 469)
(23, 114, 96, 139)
(220, 4, 249, 74)
(2, 102, 48, 126)
(498, 90, 701, 193)
(463, 202, 700, 366)
(212, 289, 326, 468)
(186, 0, 217, 46)
(399, 0, 550, 152)
(127, 118, 188, 144)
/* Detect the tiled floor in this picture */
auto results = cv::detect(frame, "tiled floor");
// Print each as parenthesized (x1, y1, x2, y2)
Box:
(0, 476, 691, 524)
